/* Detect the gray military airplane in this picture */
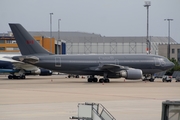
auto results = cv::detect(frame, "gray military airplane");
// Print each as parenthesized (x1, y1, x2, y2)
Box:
(9, 23, 174, 83)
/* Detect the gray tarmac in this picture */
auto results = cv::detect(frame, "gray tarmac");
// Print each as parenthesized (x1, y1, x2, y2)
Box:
(0, 75, 179, 120)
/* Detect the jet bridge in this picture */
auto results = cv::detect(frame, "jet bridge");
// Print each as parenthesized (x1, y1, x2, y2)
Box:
(70, 102, 116, 120)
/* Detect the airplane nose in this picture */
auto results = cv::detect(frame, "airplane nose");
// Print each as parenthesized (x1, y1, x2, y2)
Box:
(167, 61, 175, 69)
(170, 62, 175, 68)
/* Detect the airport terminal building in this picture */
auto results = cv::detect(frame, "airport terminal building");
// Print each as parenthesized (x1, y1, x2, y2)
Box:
(28, 31, 177, 55)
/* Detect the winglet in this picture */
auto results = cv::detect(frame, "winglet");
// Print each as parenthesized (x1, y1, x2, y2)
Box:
(9, 23, 52, 55)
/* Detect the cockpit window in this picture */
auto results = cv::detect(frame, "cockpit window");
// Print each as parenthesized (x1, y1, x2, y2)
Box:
(159, 57, 170, 66)
(164, 58, 169, 62)
(162, 57, 170, 62)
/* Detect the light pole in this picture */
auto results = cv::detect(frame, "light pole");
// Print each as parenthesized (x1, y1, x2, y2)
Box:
(50, 13, 53, 53)
(144, 1, 151, 54)
(164, 19, 173, 59)
(58, 19, 61, 54)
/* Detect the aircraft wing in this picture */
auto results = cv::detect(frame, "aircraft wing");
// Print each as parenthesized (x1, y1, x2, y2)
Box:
(92, 64, 130, 73)
(101, 64, 130, 72)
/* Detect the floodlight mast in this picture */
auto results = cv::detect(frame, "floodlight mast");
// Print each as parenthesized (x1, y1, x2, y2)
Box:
(144, 1, 151, 54)
(50, 13, 53, 53)
(58, 19, 61, 54)
(164, 19, 173, 59)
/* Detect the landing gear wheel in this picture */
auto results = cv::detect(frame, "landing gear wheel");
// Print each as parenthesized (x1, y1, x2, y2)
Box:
(104, 78, 110, 83)
(88, 78, 98, 82)
(149, 74, 155, 82)
(13, 75, 17, 79)
(21, 75, 26, 79)
(88, 78, 93, 82)
(99, 78, 110, 83)
(99, 78, 104, 83)
(75, 75, 79, 78)
(8, 75, 13, 79)
(149, 78, 154, 82)
(92, 78, 98, 82)
(99, 72, 110, 83)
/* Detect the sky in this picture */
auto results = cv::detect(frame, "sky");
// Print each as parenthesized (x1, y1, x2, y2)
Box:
(0, 0, 180, 42)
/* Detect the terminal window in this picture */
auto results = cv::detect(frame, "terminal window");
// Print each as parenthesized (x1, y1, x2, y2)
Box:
(0, 47, 5, 50)
(0, 40, 5, 43)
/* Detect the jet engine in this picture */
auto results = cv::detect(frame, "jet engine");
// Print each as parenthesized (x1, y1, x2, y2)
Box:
(25, 68, 52, 76)
(32, 69, 41, 75)
(119, 69, 143, 79)
(39, 68, 52, 76)
(113, 69, 143, 79)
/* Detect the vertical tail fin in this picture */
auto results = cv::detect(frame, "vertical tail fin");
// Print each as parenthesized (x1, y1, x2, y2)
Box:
(9, 23, 52, 55)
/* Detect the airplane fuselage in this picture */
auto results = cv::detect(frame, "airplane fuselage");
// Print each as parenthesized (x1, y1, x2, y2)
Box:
(21, 54, 173, 77)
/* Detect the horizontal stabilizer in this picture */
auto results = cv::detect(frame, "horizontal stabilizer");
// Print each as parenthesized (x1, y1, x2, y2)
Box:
(13, 56, 39, 64)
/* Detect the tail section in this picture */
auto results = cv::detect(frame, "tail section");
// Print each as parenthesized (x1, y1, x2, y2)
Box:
(9, 23, 52, 55)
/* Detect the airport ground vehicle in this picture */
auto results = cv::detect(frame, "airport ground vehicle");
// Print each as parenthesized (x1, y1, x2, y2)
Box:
(162, 75, 172, 82)
(175, 76, 180, 82)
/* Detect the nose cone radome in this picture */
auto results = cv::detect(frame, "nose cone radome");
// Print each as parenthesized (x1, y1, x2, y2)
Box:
(167, 61, 175, 70)
(170, 62, 175, 68)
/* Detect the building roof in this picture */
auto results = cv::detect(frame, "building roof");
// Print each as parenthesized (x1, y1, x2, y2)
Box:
(6, 31, 178, 44)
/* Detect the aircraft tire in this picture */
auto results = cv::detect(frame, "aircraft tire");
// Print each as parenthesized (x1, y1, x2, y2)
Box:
(93, 78, 98, 82)
(13, 75, 17, 79)
(99, 78, 104, 83)
(75, 75, 79, 78)
(149, 78, 154, 82)
(21, 75, 26, 79)
(88, 78, 93, 82)
(104, 78, 110, 83)
(8, 75, 13, 79)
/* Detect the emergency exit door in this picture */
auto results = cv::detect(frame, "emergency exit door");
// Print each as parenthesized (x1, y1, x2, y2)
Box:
(55, 57, 61, 67)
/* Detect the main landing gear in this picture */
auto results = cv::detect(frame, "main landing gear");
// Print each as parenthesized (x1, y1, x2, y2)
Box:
(87, 73, 110, 83)
(99, 78, 110, 83)
(99, 73, 110, 83)
(87, 75, 98, 82)
(8, 75, 26, 79)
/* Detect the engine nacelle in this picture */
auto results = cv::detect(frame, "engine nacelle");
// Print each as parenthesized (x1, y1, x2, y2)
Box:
(25, 68, 52, 76)
(119, 69, 143, 79)
(39, 68, 52, 76)
(30, 69, 41, 75)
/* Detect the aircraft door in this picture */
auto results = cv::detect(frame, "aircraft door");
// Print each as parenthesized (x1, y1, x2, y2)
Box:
(55, 57, 61, 67)
(115, 59, 119, 65)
